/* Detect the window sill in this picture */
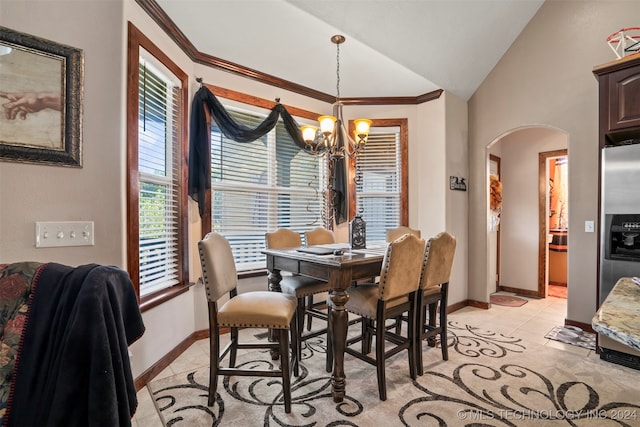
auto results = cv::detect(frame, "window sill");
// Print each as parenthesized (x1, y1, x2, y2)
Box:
(140, 281, 193, 313)
(139, 271, 265, 313)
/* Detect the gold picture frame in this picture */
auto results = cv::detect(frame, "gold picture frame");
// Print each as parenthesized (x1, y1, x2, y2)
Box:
(0, 26, 83, 167)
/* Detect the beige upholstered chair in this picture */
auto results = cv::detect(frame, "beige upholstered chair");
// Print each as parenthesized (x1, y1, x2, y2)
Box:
(265, 228, 332, 359)
(329, 233, 426, 401)
(386, 226, 422, 333)
(265, 228, 302, 250)
(303, 226, 337, 330)
(198, 232, 299, 412)
(386, 225, 421, 243)
(416, 231, 456, 376)
(305, 227, 337, 246)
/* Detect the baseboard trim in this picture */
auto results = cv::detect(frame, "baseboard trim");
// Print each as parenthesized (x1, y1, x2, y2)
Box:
(466, 299, 490, 310)
(134, 327, 213, 391)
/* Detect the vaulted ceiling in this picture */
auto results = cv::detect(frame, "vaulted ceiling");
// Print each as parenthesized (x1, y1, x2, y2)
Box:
(152, 0, 545, 101)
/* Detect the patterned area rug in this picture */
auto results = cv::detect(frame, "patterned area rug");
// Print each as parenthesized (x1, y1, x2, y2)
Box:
(148, 322, 640, 426)
(490, 294, 528, 307)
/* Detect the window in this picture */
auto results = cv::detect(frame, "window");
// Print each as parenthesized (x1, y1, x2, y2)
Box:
(137, 61, 181, 295)
(211, 107, 327, 271)
(351, 119, 408, 243)
(127, 23, 188, 305)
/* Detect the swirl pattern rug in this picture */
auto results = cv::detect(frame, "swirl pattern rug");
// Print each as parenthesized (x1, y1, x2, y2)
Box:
(148, 322, 640, 426)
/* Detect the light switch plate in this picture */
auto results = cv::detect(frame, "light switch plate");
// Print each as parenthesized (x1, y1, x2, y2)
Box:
(585, 220, 595, 233)
(35, 221, 94, 248)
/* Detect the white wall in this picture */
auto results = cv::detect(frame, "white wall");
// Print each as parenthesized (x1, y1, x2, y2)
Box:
(415, 97, 447, 238)
(498, 128, 567, 292)
(468, 0, 640, 323)
(0, 0, 126, 267)
(444, 92, 469, 305)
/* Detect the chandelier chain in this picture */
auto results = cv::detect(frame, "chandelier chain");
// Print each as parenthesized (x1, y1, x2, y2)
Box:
(335, 41, 341, 101)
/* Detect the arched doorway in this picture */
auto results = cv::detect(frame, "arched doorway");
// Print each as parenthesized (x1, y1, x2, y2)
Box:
(486, 126, 568, 300)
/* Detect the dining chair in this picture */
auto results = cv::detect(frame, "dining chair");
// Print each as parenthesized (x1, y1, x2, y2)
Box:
(305, 226, 337, 246)
(328, 233, 426, 401)
(386, 225, 421, 243)
(198, 232, 299, 412)
(265, 228, 332, 359)
(303, 226, 337, 330)
(386, 226, 422, 333)
(415, 231, 456, 376)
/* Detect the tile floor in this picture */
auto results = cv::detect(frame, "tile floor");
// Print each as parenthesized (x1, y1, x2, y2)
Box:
(132, 292, 591, 427)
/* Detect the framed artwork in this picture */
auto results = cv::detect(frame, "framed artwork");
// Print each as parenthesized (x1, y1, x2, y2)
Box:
(0, 26, 83, 167)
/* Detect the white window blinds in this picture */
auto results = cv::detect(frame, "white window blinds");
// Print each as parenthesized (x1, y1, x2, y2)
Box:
(355, 128, 402, 243)
(211, 108, 327, 271)
(138, 60, 181, 295)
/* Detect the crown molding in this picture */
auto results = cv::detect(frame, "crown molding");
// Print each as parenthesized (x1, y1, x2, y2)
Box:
(135, 0, 443, 105)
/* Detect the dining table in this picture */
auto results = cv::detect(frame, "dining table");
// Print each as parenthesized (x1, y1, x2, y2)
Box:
(262, 244, 386, 402)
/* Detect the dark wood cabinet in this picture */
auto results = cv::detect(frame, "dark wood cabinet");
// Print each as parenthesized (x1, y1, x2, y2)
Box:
(607, 66, 640, 131)
(594, 54, 640, 146)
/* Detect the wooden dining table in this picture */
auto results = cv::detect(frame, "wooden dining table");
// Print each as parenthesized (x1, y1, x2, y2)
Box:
(262, 245, 386, 402)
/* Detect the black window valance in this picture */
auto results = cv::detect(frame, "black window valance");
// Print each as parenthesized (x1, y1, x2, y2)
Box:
(188, 85, 347, 224)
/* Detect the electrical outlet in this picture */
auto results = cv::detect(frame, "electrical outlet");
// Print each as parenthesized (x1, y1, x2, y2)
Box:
(35, 221, 94, 248)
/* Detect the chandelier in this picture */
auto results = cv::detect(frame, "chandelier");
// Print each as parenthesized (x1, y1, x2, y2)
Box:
(301, 35, 371, 158)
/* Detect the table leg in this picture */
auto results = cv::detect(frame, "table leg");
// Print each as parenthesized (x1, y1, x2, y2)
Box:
(329, 287, 349, 402)
(267, 268, 283, 293)
(267, 268, 283, 360)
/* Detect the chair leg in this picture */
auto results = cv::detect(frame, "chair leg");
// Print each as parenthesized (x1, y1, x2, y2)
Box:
(439, 308, 448, 360)
(278, 329, 292, 414)
(407, 305, 417, 380)
(362, 318, 373, 354)
(440, 284, 449, 361)
(360, 318, 368, 354)
(376, 316, 387, 401)
(394, 315, 402, 334)
(229, 327, 239, 367)
(440, 312, 448, 361)
(297, 297, 306, 333)
(209, 325, 219, 406)
(296, 298, 305, 361)
(306, 295, 314, 331)
(290, 316, 299, 377)
(416, 298, 425, 377)
(326, 306, 333, 373)
(427, 303, 437, 347)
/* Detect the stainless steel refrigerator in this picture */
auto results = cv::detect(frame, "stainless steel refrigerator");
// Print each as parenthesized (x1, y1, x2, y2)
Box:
(599, 142, 640, 306)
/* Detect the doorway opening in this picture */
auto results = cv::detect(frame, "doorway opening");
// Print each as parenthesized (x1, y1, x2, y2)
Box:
(539, 150, 568, 298)
(489, 154, 501, 293)
(487, 126, 568, 302)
